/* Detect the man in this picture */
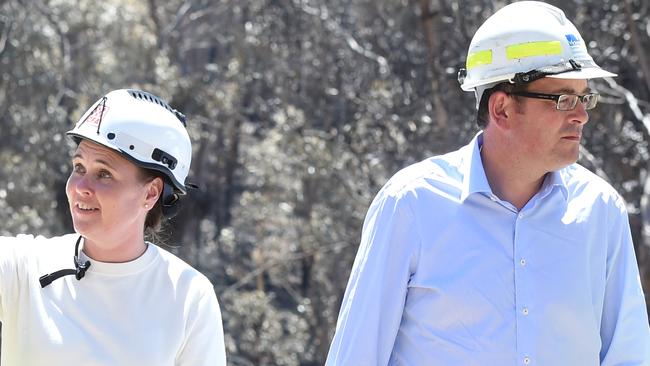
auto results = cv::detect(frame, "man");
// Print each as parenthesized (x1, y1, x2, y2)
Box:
(326, 2, 650, 365)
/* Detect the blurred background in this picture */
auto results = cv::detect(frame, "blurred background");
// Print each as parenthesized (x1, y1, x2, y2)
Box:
(1, 0, 649, 364)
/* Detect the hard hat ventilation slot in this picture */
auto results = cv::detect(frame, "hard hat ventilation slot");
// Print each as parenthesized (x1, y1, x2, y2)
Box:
(128, 90, 172, 112)
(127, 89, 187, 127)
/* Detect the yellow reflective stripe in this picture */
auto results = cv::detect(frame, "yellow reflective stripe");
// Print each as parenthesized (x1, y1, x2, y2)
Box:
(506, 41, 562, 60)
(466, 50, 492, 70)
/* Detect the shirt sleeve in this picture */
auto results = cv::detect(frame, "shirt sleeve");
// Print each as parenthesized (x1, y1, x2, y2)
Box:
(176, 279, 227, 366)
(326, 189, 420, 366)
(0, 237, 9, 320)
(599, 199, 650, 365)
(0, 235, 29, 322)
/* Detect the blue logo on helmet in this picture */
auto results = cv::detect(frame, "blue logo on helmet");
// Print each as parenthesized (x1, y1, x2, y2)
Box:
(565, 34, 580, 46)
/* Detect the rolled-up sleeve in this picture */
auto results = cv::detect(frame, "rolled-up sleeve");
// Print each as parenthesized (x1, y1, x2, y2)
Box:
(326, 190, 420, 366)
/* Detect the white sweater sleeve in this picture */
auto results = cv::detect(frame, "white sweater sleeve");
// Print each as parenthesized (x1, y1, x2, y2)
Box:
(176, 278, 227, 366)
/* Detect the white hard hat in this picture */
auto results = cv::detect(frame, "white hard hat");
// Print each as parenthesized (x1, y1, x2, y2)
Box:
(458, 1, 616, 107)
(67, 89, 192, 200)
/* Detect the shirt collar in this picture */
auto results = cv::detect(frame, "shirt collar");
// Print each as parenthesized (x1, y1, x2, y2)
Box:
(538, 169, 569, 202)
(460, 131, 492, 202)
(460, 131, 569, 203)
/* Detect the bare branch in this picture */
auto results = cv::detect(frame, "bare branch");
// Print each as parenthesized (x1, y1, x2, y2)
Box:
(291, 0, 389, 74)
(602, 77, 650, 136)
(147, 0, 164, 49)
(0, 19, 13, 59)
(222, 241, 351, 296)
(579, 145, 612, 182)
(162, 1, 192, 39)
(32, 0, 70, 89)
(624, 0, 650, 96)
(186, 3, 230, 24)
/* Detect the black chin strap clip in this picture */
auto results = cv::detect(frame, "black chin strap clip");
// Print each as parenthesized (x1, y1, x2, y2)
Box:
(39, 236, 91, 288)
(512, 59, 585, 84)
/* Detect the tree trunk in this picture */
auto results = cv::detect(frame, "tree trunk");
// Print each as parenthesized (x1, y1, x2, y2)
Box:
(418, 0, 449, 128)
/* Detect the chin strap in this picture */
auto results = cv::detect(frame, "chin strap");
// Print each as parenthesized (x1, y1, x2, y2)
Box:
(39, 235, 91, 288)
(511, 59, 587, 84)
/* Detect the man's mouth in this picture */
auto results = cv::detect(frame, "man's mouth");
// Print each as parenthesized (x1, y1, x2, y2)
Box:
(562, 134, 581, 141)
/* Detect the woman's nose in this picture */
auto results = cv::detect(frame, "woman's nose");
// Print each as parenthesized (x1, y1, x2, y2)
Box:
(73, 175, 93, 196)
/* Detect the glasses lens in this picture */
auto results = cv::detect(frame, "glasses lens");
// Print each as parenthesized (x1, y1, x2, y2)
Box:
(583, 93, 599, 110)
(556, 95, 578, 111)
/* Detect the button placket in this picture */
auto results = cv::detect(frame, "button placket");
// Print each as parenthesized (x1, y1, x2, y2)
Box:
(514, 210, 534, 366)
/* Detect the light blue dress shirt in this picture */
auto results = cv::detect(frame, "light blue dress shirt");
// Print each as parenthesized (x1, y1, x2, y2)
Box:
(326, 133, 650, 365)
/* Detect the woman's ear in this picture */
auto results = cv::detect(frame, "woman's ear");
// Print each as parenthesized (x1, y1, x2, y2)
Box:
(144, 177, 163, 208)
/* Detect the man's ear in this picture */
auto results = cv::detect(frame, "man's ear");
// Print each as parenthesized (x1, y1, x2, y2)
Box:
(488, 91, 516, 130)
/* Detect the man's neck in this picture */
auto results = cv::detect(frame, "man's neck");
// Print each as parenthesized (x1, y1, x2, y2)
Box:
(480, 135, 546, 211)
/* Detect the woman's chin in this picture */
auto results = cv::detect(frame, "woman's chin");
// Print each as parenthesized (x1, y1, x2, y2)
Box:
(71, 221, 98, 241)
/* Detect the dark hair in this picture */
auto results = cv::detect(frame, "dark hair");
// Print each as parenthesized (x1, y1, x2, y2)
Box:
(476, 82, 526, 128)
(138, 168, 165, 236)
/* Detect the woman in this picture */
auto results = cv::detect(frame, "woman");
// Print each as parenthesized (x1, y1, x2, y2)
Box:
(0, 89, 227, 365)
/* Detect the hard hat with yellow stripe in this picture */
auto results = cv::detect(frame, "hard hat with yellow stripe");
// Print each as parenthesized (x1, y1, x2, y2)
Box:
(458, 1, 615, 108)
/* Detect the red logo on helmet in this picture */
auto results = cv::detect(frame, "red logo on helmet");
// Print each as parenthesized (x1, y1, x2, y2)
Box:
(82, 103, 109, 127)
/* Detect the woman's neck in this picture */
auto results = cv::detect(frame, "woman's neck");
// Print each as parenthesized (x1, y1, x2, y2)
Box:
(81, 233, 147, 263)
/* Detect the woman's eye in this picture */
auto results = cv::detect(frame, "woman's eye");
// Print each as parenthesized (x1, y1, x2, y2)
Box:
(98, 170, 112, 179)
(73, 163, 85, 174)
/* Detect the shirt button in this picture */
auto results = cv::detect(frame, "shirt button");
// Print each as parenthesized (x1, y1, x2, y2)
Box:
(520, 258, 527, 266)
(524, 356, 531, 364)
(522, 307, 529, 315)
(518, 213, 525, 219)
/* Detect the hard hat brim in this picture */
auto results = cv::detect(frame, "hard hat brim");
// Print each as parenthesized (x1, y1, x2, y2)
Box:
(547, 67, 617, 80)
(66, 131, 188, 195)
(461, 66, 616, 92)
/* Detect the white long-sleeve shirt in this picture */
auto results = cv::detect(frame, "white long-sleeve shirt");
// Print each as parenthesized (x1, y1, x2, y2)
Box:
(0, 233, 226, 366)
(326, 132, 650, 365)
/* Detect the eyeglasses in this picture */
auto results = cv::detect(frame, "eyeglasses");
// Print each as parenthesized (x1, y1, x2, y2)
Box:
(509, 91, 599, 111)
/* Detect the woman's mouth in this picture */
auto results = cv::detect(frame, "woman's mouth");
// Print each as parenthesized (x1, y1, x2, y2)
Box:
(75, 202, 99, 212)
